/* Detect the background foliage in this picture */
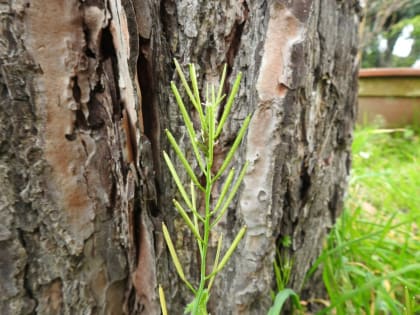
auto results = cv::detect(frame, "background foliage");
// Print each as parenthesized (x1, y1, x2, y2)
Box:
(360, 0, 420, 68)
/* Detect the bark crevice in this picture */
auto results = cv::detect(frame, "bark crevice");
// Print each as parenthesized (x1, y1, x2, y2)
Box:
(1, 1, 360, 314)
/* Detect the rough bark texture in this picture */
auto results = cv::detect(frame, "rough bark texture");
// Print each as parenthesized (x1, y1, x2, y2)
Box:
(0, 0, 360, 314)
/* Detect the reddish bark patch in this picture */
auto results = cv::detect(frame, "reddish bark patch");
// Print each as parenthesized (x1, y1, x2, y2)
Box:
(256, 3, 303, 100)
(25, 0, 95, 250)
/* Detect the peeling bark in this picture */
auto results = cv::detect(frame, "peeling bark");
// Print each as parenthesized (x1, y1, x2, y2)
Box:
(0, 0, 360, 314)
(152, 1, 360, 314)
(1, 0, 156, 314)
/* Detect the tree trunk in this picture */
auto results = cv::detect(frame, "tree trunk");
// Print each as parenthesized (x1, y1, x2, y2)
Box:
(0, 1, 360, 314)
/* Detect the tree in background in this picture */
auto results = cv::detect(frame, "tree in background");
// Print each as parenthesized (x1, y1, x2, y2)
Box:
(360, 0, 420, 68)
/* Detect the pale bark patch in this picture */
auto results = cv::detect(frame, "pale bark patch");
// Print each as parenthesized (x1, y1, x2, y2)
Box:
(256, 3, 304, 100)
(25, 0, 94, 252)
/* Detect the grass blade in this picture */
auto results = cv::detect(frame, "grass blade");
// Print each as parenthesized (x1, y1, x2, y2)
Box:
(273, 258, 283, 292)
(317, 264, 420, 315)
(306, 217, 415, 280)
(404, 286, 413, 315)
(267, 289, 302, 315)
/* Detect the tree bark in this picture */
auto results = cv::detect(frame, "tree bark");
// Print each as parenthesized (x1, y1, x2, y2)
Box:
(0, 1, 360, 314)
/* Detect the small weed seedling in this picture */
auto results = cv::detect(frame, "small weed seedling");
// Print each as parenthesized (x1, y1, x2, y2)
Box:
(159, 60, 250, 315)
(268, 239, 303, 315)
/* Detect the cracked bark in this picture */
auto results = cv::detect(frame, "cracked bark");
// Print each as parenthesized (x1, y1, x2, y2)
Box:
(0, 0, 360, 314)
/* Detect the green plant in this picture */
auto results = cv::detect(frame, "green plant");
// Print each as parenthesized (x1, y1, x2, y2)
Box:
(268, 242, 303, 315)
(268, 289, 302, 315)
(272, 250, 293, 294)
(309, 125, 420, 314)
(159, 60, 250, 315)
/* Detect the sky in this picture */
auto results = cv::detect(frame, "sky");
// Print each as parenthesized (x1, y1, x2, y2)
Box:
(378, 24, 419, 67)
(392, 25, 414, 58)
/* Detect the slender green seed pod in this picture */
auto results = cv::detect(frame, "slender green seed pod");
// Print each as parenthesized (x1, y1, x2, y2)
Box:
(212, 168, 235, 215)
(207, 226, 247, 277)
(189, 63, 206, 133)
(212, 162, 249, 227)
(216, 64, 227, 104)
(173, 199, 203, 242)
(165, 129, 204, 191)
(174, 59, 199, 110)
(215, 72, 242, 139)
(170, 82, 206, 173)
(162, 223, 186, 281)
(163, 151, 194, 211)
(159, 285, 168, 315)
(214, 115, 251, 182)
(207, 233, 223, 291)
(207, 104, 215, 168)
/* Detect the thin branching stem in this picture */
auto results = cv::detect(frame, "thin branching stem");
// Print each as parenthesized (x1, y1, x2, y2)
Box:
(161, 61, 250, 315)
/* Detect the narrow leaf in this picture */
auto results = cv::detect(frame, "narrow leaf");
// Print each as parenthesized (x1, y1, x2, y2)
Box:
(215, 72, 242, 139)
(267, 289, 302, 315)
(306, 216, 413, 280)
(165, 129, 204, 191)
(317, 264, 420, 315)
(273, 259, 283, 292)
(163, 151, 193, 210)
(214, 115, 251, 181)
(212, 162, 248, 227)
(404, 286, 411, 315)
(173, 199, 203, 242)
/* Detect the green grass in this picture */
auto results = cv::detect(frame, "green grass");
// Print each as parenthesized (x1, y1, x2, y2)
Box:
(313, 125, 420, 314)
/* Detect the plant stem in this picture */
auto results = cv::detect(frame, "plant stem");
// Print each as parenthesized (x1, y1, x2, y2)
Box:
(163, 63, 249, 315)
(193, 160, 213, 315)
